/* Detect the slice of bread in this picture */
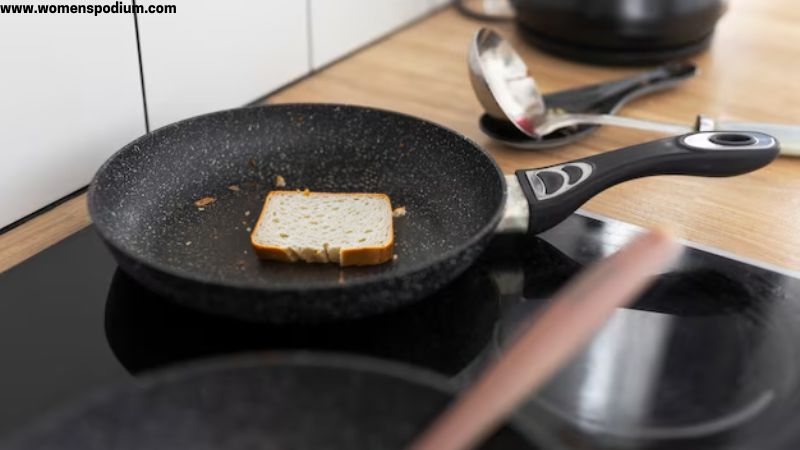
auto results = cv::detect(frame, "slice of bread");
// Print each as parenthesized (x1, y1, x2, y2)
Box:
(250, 191, 394, 266)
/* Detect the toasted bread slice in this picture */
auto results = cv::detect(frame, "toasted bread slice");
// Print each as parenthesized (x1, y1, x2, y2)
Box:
(250, 191, 394, 266)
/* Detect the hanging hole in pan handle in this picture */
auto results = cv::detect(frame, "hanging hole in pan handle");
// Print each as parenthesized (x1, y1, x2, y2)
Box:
(680, 131, 777, 152)
(709, 133, 757, 146)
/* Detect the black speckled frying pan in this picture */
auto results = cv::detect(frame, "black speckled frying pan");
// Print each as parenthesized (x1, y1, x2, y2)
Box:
(3, 353, 540, 450)
(88, 104, 779, 323)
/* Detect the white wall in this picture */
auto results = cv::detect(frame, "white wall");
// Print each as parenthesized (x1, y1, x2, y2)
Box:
(0, 0, 444, 229)
(310, 0, 434, 68)
(0, 1, 146, 228)
(137, 0, 310, 130)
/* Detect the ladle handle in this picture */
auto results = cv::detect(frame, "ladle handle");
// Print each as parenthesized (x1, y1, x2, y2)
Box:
(556, 113, 692, 135)
(516, 131, 780, 234)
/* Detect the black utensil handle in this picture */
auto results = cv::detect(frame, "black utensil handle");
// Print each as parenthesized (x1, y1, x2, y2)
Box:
(591, 62, 698, 101)
(545, 62, 697, 111)
(516, 131, 780, 234)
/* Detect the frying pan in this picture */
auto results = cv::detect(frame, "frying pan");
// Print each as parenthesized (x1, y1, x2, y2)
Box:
(3, 353, 541, 450)
(88, 104, 779, 323)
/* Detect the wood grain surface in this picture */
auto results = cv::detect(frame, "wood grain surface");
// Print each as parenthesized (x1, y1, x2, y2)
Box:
(2, 1, 799, 273)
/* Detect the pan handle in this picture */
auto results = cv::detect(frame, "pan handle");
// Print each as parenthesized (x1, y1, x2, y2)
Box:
(515, 131, 780, 234)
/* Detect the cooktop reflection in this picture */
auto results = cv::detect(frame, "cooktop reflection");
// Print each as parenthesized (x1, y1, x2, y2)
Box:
(1, 211, 799, 449)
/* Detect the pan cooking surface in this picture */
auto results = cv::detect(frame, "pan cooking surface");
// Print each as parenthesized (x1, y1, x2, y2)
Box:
(89, 105, 505, 292)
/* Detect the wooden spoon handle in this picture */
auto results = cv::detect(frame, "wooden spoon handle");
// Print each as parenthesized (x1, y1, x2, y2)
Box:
(408, 229, 682, 450)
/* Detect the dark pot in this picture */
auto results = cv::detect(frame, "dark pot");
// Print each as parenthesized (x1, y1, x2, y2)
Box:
(510, 0, 727, 65)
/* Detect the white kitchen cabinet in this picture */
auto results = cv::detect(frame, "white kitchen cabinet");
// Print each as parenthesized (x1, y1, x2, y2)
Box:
(137, 0, 310, 130)
(0, 3, 146, 229)
(310, 0, 432, 69)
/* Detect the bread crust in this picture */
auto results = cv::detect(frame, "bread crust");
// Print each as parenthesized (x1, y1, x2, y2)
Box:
(250, 191, 394, 267)
(340, 234, 394, 266)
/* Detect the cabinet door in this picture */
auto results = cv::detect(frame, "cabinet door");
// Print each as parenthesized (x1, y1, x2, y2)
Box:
(310, 0, 432, 69)
(0, 4, 146, 229)
(137, 0, 310, 130)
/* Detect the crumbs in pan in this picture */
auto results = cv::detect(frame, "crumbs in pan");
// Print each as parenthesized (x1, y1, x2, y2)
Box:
(194, 196, 216, 208)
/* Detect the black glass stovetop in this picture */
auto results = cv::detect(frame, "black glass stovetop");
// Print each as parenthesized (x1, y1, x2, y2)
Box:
(1, 212, 799, 449)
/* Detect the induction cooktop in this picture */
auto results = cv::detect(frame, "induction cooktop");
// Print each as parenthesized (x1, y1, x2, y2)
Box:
(1, 211, 798, 449)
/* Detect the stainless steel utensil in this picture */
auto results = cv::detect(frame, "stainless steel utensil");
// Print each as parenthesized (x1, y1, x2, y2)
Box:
(469, 28, 800, 156)
(469, 28, 690, 137)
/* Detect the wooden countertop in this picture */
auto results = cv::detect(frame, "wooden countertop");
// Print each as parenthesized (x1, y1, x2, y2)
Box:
(2, 2, 799, 273)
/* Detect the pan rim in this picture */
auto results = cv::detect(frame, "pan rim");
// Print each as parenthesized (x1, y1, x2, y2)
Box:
(88, 103, 507, 293)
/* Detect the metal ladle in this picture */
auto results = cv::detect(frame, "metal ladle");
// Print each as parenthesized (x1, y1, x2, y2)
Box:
(469, 28, 800, 156)
(469, 28, 690, 137)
